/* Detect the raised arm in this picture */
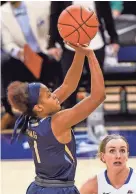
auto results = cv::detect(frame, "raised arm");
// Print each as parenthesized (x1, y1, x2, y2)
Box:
(52, 46, 106, 129)
(53, 43, 85, 104)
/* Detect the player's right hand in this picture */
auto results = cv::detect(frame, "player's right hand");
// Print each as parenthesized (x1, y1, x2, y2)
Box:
(65, 41, 93, 56)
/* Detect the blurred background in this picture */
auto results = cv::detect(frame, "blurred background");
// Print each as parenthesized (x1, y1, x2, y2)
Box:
(1, 1, 136, 193)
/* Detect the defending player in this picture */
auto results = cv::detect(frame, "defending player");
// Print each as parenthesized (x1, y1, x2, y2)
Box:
(80, 134, 136, 194)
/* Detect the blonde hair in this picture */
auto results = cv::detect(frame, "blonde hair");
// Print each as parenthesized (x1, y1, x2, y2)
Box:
(98, 134, 129, 162)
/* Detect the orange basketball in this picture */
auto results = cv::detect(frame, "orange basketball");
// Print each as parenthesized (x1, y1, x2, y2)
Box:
(58, 5, 99, 45)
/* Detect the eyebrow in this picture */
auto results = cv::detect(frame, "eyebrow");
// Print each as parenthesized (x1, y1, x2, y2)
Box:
(44, 88, 50, 93)
(108, 146, 127, 149)
(108, 147, 115, 149)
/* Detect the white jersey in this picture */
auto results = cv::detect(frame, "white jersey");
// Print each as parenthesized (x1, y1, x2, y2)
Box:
(97, 168, 136, 194)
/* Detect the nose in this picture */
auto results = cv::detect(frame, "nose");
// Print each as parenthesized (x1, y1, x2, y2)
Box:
(115, 151, 121, 158)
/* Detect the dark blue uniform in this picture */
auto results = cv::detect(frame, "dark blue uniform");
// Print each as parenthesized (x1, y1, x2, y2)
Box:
(26, 117, 79, 194)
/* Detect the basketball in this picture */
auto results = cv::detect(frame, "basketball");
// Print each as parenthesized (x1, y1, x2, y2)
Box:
(58, 5, 99, 45)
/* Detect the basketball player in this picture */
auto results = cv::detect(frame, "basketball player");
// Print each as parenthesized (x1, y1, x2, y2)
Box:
(7, 43, 105, 194)
(80, 134, 136, 194)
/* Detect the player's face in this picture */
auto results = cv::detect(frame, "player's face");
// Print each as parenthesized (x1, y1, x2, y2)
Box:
(38, 85, 61, 115)
(102, 139, 129, 170)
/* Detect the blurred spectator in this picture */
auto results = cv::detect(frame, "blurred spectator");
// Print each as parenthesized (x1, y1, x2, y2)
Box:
(1, 1, 63, 129)
(49, 1, 119, 144)
(110, 1, 124, 18)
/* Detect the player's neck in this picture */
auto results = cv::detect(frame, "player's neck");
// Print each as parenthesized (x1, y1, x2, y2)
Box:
(36, 112, 48, 119)
(36, 110, 57, 118)
(107, 166, 130, 189)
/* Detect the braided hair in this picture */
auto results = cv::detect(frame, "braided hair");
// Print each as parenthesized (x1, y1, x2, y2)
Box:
(7, 81, 41, 143)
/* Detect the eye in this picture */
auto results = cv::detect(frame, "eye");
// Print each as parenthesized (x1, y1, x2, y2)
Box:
(48, 93, 51, 98)
(120, 149, 126, 153)
(109, 149, 115, 153)
(47, 90, 51, 98)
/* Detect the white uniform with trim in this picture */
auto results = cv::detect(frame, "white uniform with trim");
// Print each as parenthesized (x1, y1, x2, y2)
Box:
(97, 168, 136, 194)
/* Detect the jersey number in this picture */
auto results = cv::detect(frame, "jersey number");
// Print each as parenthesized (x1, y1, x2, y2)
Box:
(34, 140, 41, 163)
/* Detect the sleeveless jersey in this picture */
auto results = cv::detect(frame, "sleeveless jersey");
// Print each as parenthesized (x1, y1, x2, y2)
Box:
(97, 168, 136, 194)
(26, 117, 77, 181)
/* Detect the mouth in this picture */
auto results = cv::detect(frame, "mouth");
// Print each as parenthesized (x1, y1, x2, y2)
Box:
(113, 161, 122, 166)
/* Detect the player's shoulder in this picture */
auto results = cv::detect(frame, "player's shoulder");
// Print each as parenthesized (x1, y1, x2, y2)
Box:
(132, 168, 136, 175)
(97, 168, 106, 177)
(129, 168, 136, 187)
(133, 168, 136, 173)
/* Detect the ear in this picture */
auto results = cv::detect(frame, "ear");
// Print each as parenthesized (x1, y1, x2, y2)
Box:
(100, 152, 106, 163)
(33, 104, 44, 113)
(126, 152, 129, 161)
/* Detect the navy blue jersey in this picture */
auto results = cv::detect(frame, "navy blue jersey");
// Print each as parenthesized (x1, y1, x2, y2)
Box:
(26, 117, 77, 181)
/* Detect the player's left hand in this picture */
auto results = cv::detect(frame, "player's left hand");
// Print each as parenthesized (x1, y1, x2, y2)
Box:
(65, 41, 92, 56)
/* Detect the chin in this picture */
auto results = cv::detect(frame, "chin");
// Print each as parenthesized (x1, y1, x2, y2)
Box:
(53, 105, 61, 113)
(113, 164, 124, 170)
(57, 105, 61, 111)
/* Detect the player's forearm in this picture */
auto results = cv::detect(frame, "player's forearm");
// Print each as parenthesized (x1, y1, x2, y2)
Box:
(87, 51, 106, 100)
(63, 51, 85, 91)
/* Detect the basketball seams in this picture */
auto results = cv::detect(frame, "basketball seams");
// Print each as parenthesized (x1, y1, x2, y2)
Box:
(66, 8, 91, 39)
(58, 23, 77, 31)
(58, 5, 98, 44)
(58, 7, 97, 39)
(65, 7, 97, 40)
(58, 23, 80, 40)
(80, 6, 93, 24)
(80, 6, 98, 39)
(80, 6, 98, 27)
(66, 7, 94, 27)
